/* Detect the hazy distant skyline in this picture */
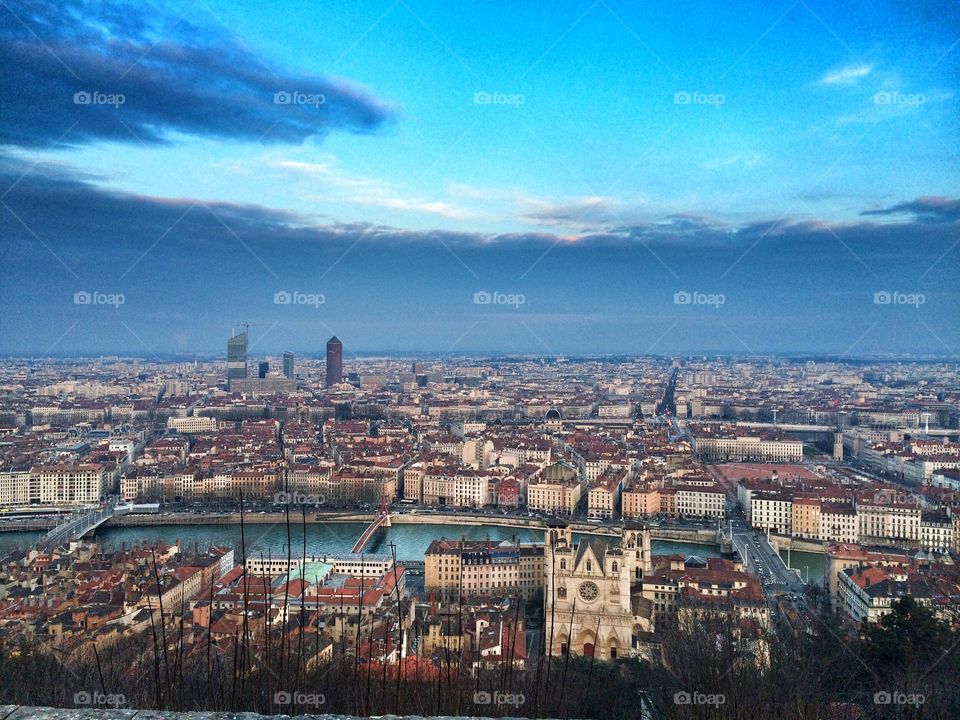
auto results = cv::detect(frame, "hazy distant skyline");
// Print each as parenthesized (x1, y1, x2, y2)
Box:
(1, 0, 958, 356)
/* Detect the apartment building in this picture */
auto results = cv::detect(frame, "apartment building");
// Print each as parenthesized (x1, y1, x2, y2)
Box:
(26, 463, 112, 505)
(674, 483, 725, 519)
(857, 500, 921, 544)
(422, 469, 490, 508)
(588, 468, 625, 519)
(819, 503, 858, 543)
(918, 512, 953, 552)
(425, 539, 545, 600)
(791, 496, 821, 539)
(622, 484, 660, 518)
(691, 426, 803, 462)
(750, 492, 792, 534)
(0, 470, 32, 506)
(527, 460, 583, 515)
(834, 565, 960, 625)
(166, 416, 217, 433)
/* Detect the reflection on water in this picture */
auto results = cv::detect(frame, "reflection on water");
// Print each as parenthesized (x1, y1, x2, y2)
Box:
(650, 538, 722, 558)
(780, 548, 826, 584)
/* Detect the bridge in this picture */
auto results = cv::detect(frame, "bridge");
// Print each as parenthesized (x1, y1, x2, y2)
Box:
(350, 483, 391, 554)
(351, 512, 391, 553)
(36, 502, 132, 551)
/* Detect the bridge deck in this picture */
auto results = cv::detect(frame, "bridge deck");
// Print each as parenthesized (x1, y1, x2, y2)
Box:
(351, 513, 388, 553)
(37, 504, 130, 551)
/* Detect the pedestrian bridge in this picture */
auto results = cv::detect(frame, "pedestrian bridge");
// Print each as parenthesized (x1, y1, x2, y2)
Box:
(351, 511, 391, 553)
(37, 502, 133, 551)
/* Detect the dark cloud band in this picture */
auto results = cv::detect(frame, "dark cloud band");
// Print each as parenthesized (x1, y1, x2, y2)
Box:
(0, 0, 395, 148)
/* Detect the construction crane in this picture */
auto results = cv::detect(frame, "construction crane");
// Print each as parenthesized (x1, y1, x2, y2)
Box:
(231, 321, 255, 338)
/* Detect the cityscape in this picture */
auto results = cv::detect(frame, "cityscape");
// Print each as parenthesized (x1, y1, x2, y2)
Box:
(1, 1, 959, 720)
(0, 347, 958, 717)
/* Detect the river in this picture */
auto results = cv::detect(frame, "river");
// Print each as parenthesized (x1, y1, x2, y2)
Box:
(0, 522, 722, 563)
(779, 548, 826, 584)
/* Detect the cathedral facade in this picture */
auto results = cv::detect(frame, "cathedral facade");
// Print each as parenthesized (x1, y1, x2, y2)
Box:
(543, 520, 652, 660)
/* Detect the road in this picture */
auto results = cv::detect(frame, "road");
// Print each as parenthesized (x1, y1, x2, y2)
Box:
(726, 507, 818, 630)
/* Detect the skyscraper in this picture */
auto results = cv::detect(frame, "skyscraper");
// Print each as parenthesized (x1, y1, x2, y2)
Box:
(325, 336, 343, 388)
(227, 331, 248, 382)
(258, 361, 269, 379)
(282, 351, 294, 379)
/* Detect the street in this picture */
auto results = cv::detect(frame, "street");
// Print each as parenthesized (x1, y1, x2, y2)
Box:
(727, 507, 818, 630)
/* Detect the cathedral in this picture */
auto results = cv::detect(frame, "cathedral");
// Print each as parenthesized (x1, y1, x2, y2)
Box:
(543, 520, 652, 660)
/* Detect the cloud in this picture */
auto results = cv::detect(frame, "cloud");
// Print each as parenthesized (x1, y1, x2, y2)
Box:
(0, 0, 395, 148)
(818, 64, 872, 86)
(258, 155, 475, 221)
(518, 195, 623, 227)
(346, 195, 475, 221)
(1, 157, 957, 357)
(2, 155, 957, 257)
(861, 196, 960, 223)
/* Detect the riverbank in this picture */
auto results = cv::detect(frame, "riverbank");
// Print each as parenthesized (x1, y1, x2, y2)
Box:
(767, 534, 828, 553)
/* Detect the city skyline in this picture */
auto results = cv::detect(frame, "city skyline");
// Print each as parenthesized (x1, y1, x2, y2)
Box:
(1, 0, 958, 356)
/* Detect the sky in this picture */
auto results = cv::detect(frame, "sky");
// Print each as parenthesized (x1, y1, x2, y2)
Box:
(1, 0, 958, 358)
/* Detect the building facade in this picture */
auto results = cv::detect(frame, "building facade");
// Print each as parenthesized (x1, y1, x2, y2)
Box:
(325, 336, 343, 388)
(544, 522, 652, 660)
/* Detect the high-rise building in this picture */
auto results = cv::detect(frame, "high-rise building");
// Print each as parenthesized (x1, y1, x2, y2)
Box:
(282, 351, 294, 379)
(258, 361, 269, 379)
(227, 331, 248, 382)
(325, 336, 343, 388)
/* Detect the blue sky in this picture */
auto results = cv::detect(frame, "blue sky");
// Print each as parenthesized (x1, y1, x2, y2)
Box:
(1, 0, 958, 356)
